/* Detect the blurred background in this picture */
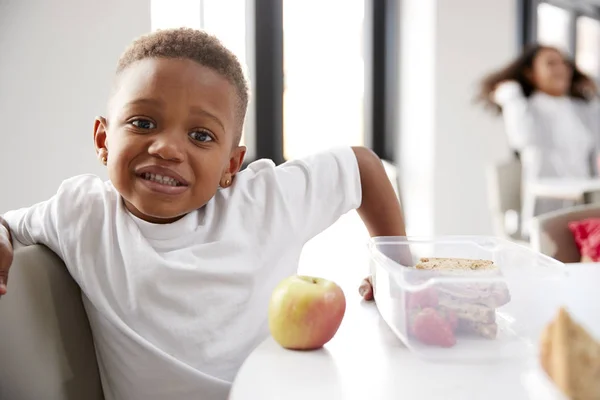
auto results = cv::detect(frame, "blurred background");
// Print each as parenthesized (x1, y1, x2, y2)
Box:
(2, 0, 600, 259)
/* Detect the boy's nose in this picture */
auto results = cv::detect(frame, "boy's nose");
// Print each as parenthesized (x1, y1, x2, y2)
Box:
(148, 136, 185, 162)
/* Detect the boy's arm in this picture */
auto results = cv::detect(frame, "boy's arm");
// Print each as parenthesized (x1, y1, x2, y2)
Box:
(353, 147, 406, 238)
(352, 147, 406, 301)
(0, 216, 14, 295)
(248, 145, 404, 298)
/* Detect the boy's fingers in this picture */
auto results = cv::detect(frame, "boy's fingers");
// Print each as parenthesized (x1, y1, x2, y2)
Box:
(358, 276, 374, 301)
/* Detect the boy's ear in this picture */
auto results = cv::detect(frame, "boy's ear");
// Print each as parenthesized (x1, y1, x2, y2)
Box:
(220, 146, 246, 188)
(93, 116, 108, 152)
(228, 146, 246, 176)
(94, 117, 109, 165)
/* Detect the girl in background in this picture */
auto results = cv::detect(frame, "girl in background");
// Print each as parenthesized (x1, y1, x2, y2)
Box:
(478, 44, 599, 236)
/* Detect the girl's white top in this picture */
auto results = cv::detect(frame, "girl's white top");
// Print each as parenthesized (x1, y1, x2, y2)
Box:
(494, 81, 600, 233)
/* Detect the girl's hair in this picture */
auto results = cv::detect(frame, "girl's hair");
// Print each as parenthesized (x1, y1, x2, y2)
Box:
(477, 44, 596, 114)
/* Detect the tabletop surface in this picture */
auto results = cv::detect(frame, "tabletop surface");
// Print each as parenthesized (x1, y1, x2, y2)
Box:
(229, 217, 600, 400)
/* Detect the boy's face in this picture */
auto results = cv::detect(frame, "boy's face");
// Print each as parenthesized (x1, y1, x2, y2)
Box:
(94, 58, 246, 223)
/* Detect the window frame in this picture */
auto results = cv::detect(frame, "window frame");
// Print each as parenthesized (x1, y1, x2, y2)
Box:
(519, 0, 600, 59)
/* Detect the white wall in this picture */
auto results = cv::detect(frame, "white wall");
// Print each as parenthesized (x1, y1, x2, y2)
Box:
(400, 0, 516, 236)
(0, 0, 150, 213)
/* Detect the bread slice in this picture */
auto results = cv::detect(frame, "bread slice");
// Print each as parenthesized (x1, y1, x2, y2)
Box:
(437, 282, 511, 308)
(540, 307, 600, 400)
(416, 257, 496, 271)
(439, 300, 496, 323)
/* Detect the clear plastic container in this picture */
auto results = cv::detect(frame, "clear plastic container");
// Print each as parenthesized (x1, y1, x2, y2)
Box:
(368, 236, 568, 362)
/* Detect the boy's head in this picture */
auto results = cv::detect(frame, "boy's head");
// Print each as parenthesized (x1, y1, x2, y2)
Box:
(94, 28, 248, 224)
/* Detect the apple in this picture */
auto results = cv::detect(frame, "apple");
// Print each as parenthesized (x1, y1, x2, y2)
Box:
(268, 275, 346, 350)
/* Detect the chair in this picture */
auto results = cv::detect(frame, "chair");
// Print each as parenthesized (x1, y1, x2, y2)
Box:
(0, 245, 104, 400)
(486, 158, 527, 244)
(529, 203, 600, 263)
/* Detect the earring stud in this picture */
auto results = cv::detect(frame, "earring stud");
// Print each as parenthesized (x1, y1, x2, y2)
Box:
(101, 156, 107, 165)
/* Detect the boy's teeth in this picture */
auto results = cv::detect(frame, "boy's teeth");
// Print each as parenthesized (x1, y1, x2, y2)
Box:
(142, 173, 181, 187)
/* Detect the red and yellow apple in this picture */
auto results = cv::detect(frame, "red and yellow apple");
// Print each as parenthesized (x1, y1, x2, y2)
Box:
(268, 275, 346, 350)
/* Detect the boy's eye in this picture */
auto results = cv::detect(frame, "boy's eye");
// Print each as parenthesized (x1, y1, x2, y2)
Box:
(189, 131, 214, 143)
(131, 119, 156, 130)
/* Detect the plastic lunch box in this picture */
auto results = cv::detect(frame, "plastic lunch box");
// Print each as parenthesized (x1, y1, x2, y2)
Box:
(368, 236, 568, 362)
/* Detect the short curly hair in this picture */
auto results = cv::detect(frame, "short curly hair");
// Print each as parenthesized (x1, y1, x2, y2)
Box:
(115, 28, 249, 143)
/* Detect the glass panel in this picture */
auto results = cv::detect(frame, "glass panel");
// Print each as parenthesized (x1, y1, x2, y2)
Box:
(576, 16, 600, 78)
(283, 0, 365, 160)
(537, 3, 571, 53)
(149, 0, 255, 159)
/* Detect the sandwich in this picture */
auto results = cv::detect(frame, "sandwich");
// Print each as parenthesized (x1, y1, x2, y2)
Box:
(415, 257, 496, 271)
(413, 257, 511, 340)
(540, 307, 600, 399)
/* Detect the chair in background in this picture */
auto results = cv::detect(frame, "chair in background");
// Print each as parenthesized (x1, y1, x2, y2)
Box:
(0, 245, 104, 400)
(486, 158, 527, 245)
(529, 203, 600, 263)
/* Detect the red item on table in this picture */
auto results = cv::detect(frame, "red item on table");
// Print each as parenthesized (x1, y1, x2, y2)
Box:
(568, 218, 600, 262)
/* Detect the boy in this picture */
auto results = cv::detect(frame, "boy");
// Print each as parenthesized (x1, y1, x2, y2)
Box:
(0, 28, 403, 399)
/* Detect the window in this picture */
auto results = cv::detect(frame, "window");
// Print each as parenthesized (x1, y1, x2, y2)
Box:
(576, 16, 600, 78)
(282, 0, 365, 160)
(536, 3, 571, 52)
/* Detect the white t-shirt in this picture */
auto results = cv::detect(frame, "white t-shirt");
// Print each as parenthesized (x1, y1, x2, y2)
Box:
(2, 147, 362, 400)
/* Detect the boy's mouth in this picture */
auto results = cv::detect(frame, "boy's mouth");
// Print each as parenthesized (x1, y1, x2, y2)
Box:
(140, 172, 184, 187)
(134, 165, 190, 191)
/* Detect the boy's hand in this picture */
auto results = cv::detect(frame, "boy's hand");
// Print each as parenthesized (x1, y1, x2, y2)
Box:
(0, 217, 13, 296)
(358, 276, 374, 301)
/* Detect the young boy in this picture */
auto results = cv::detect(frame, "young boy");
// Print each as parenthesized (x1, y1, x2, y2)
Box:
(0, 28, 404, 399)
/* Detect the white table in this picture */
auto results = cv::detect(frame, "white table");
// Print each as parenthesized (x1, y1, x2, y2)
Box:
(230, 260, 600, 400)
(530, 178, 600, 202)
